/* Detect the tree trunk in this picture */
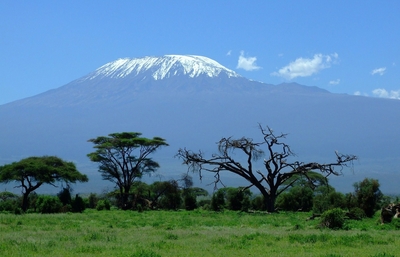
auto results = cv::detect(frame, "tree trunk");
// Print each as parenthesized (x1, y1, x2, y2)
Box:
(22, 192, 30, 212)
(121, 185, 132, 210)
(265, 195, 277, 212)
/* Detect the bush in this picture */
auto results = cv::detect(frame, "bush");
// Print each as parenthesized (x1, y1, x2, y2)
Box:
(197, 198, 211, 209)
(96, 199, 111, 211)
(276, 186, 313, 212)
(251, 195, 266, 211)
(320, 208, 345, 229)
(14, 207, 24, 215)
(0, 192, 21, 212)
(184, 193, 197, 211)
(36, 195, 63, 214)
(210, 190, 225, 211)
(313, 190, 346, 214)
(87, 193, 98, 209)
(348, 207, 366, 220)
(226, 187, 251, 211)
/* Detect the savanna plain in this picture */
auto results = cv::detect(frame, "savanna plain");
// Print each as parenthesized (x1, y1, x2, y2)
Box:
(0, 210, 398, 257)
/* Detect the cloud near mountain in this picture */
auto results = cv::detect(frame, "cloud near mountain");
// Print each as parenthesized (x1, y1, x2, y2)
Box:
(372, 88, 400, 99)
(272, 53, 338, 79)
(236, 51, 261, 71)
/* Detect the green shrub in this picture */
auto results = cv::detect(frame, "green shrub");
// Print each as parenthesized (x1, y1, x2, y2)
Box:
(14, 207, 24, 215)
(0, 192, 21, 212)
(36, 195, 63, 214)
(60, 204, 72, 213)
(348, 207, 366, 220)
(313, 189, 346, 214)
(391, 218, 400, 230)
(276, 186, 313, 211)
(251, 195, 266, 211)
(320, 208, 345, 229)
(0, 199, 20, 212)
(225, 187, 251, 211)
(96, 199, 111, 211)
(211, 190, 225, 211)
(197, 198, 211, 209)
(87, 193, 98, 209)
(184, 193, 197, 210)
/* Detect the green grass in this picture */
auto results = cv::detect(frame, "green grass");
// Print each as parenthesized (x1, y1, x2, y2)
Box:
(0, 210, 398, 256)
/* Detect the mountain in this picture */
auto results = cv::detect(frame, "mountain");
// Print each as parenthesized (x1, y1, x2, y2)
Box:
(1, 55, 399, 194)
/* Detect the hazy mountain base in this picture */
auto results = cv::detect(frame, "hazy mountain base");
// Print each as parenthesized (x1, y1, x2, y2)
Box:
(1, 78, 399, 194)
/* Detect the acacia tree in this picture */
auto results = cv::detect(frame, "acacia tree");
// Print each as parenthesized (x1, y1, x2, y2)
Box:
(0, 156, 88, 212)
(176, 125, 356, 212)
(87, 132, 168, 209)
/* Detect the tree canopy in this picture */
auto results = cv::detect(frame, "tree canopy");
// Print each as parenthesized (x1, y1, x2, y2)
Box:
(87, 132, 168, 209)
(0, 156, 88, 211)
(177, 124, 357, 212)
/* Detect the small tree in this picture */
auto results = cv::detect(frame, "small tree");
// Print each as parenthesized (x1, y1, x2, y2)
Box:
(87, 132, 168, 209)
(71, 194, 86, 213)
(87, 193, 98, 209)
(210, 189, 225, 211)
(353, 178, 383, 217)
(150, 180, 182, 210)
(0, 156, 88, 212)
(177, 125, 356, 212)
(183, 192, 197, 210)
(57, 187, 72, 206)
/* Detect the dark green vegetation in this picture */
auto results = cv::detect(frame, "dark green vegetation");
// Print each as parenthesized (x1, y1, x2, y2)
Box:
(0, 210, 399, 257)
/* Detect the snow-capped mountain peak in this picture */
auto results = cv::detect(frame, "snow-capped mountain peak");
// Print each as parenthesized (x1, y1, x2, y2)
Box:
(86, 55, 241, 80)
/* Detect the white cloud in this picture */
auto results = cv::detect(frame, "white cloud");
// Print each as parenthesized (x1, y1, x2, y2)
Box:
(271, 53, 338, 80)
(236, 51, 261, 71)
(226, 50, 232, 56)
(371, 67, 386, 75)
(329, 79, 340, 85)
(354, 91, 369, 97)
(372, 88, 400, 99)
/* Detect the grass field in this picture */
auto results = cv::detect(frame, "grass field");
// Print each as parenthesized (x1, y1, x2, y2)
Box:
(0, 209, 398, 257)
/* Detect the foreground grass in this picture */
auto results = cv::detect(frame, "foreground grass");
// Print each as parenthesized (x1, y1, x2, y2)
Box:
(0, 210, 398, 257)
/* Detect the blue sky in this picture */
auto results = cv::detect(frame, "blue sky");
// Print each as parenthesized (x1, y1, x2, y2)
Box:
(1, 1, 399, 105)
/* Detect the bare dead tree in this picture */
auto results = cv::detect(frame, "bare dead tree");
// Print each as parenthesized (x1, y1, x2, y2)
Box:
(176, 124, 357, 212)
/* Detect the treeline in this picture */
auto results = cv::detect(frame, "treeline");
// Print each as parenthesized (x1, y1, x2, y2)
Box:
(0, 176, 396, 221)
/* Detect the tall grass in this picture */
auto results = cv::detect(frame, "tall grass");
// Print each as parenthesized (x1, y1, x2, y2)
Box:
(0, 210, 398, 256)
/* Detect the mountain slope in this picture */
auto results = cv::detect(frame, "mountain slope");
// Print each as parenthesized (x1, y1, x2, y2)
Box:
(0, 55, 399, 194)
